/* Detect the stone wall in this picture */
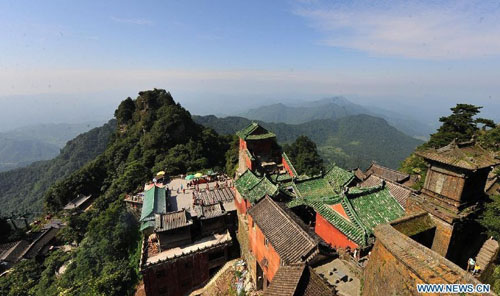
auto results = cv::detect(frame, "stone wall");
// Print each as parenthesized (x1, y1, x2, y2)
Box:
(430, 216, 454, 258)
(363, 223, 492, 296)
(236, 213, 257, 284)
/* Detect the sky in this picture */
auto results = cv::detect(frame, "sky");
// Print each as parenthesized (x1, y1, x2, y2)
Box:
(0, 0, 499, 130)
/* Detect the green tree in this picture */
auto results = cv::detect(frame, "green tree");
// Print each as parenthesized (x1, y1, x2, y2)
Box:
(284, 135, 324, 176)
(0, 259, 43, 296)
(400, 154, 427, 190)
(480, 195, 500, 241)
(479, 124, 500, 151)
(0, 217, 12, 242)
(427, 104, 482, 148)
(224, 135, 239, 178)
(114, 97, 136, 125)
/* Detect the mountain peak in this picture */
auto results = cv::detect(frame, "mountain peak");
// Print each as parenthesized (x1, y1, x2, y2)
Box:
(309, 96, 352, 107)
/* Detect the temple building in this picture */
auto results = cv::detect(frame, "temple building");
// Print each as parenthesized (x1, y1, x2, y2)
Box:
(288, 182, 405, 250)
(362, 139, 499, 296)
(232, 122, 412, 294)
(237, 122, 282, 174)
(407, 139, 500, 265)
(135, 178, 238, 296)
(246, 196, 331, 289)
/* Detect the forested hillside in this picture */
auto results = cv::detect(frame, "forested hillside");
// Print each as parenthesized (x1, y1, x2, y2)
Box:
(239, 97, 433, 139)
(0, 122, 104, 172)
(0, 120, 116, 217)
(194, 114, 423, 169)
(0, 135, 60, 172)
(0, 89, 231, 296)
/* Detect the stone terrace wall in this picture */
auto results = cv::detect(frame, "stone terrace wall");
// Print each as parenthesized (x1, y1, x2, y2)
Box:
(236, 213, 257, 284)
(363, 224, 492, 296)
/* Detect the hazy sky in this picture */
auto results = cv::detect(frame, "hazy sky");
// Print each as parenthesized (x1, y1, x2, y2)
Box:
(0, 0, 499, 129)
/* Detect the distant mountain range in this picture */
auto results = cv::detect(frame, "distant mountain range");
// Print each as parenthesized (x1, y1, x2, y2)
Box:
(237, 97, 434, 140)
(0, 121, 104, 172)
(193, 114, 423, 170)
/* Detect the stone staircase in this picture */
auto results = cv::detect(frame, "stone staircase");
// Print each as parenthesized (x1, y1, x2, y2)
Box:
(475, 237, 499, 272)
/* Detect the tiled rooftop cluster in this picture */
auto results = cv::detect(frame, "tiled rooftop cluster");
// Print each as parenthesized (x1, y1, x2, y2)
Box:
(287, 184, 404, 247)
(235, 123, 406, 248)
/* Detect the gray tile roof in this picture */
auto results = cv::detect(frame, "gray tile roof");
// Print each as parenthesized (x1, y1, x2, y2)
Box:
(154, 210, 192, 232)
(264, 264, 335, 296)
(248, 196, 319, 264)
(365, 162, 410, 183)
(194, 187, 235, 205)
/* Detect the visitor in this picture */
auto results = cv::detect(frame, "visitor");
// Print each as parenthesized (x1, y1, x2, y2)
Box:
(473, 265, 481, 275)
(468, 258, 476, 272)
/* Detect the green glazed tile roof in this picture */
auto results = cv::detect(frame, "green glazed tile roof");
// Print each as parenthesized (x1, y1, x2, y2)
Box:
(235, 169, 279, 203)
(236, 122, 276, 140)
(288, 197, 368, 246)
(292, 165, 354, 199)
(287, 184, 405, 247)
(269, 171, 293, 183)
(294, 178, 335, 199)
(140, 185, 167, 223)
(324, 166, 355, 193)
(348, 186, 405, 233)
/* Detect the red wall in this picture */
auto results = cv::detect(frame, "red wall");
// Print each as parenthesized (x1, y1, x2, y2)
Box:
(143, 245, 230, 296)
(143, 252, 209, 296)
(240, 139, 254, 171)
(245, 154, 253, 171)
(234, 190, 250, 215)
(247, 215, 281, 281)
(282, 156, 295, 177)
(239, 138, 247, 150)
(315, 213, 358, 250)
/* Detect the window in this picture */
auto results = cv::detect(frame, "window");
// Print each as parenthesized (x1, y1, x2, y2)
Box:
(264, 237, 269, 247)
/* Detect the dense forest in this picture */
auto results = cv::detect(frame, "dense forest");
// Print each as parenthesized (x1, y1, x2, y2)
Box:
(283, 135, 324, 176)
(194, 114, 423, 169)
(0, 121, 116, 217)
(0, 89, 231, 295)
